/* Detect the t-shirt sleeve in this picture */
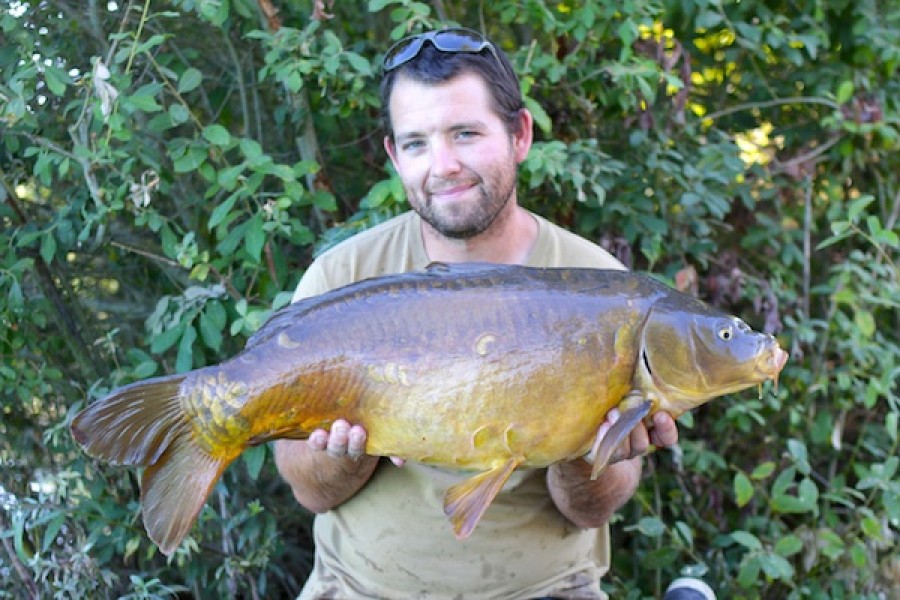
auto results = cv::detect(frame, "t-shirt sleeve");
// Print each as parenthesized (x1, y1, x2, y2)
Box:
(291, 259, 331, 303)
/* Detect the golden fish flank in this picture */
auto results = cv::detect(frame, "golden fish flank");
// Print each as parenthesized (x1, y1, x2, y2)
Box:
(69, 262, 788, 556)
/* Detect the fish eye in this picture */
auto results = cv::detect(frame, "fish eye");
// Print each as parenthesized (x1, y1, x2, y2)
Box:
(718, 325, 733, 341)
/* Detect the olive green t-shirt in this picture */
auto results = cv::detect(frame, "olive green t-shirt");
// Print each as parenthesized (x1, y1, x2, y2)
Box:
(294, 211, 625, 600)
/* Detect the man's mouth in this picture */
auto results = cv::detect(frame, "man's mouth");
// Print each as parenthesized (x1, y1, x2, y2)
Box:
(428, 181, 478, 199)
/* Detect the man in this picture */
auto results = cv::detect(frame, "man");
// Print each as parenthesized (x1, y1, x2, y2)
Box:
(275, 28, 680, 599)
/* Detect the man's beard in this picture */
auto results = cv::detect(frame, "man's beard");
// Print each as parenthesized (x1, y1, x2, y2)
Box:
(410, 164, 517, 240)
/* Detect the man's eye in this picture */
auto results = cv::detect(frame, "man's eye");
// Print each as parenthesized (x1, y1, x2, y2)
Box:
(402, 140, 424, 151)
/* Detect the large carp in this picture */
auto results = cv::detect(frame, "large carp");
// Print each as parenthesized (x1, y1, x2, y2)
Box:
(71, 263, 787, 556)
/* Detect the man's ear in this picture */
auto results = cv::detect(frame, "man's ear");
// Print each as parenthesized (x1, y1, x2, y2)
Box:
(513, 109, 534, 164)
(384, 135, 399, 169)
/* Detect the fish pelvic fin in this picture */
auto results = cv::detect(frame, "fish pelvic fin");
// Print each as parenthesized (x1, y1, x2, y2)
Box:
(443, 457, 520, 539)
(70, 373, 189, 466)
(141, 431, 231, 556)
(590, 399, 653, 480)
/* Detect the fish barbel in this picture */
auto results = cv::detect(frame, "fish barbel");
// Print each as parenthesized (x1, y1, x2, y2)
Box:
(71, 263, 788, 555)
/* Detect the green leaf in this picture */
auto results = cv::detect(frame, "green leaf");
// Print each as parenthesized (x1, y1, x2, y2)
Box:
(174, 146, 207, 173)
(44, 65, 71, 96)
(734, 472, 754, 507)
(860, 515, 883, 540)
(346, 52, 373, 75)
(787, 438, 810, 474)
(751, 461, 776, 479)
(759, 552, 794, 580)
(887, 412, 898, 443)
(523, 95, 552, 134)
(125, 92, 163, 112)
(836, 80, 854, 104)
(774, 534, 803, 557)
(673, 521, 694, 548)
(731, 530, 762, 550)
(133, 360, 158, 379)
(818, 528, 845, 560)
(202, 124, 232, 146)
(168, 103, 190, 124)
(239, 138, 264, 164)
(199, 311, 223, 352)
(737, 556, 761, 588)
(850, 541, 867, 569)
(631, 516, 665, 537)
(242, 445, 266, 481)
(151, 323, 184, 354)
(244, 214, 266, 263)
(216, 166, 246, 193)
(41, 513, 66, 553)
(178, 68, 203, 93)
(847, 194, 874, 222)
(854, 310, 875, 338)
(696, 10, 723, 29)
(176, 324, 197, 373)
(40, 232, 56, 265)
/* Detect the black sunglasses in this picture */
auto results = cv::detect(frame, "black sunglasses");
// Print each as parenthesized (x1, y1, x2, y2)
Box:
(382, 28, 500, 72)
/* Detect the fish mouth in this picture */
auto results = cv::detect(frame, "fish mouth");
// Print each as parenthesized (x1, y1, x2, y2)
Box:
(756, 343, 789, 390)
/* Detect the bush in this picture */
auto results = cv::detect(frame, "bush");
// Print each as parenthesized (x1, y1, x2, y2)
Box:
(1, 1, 897, 598)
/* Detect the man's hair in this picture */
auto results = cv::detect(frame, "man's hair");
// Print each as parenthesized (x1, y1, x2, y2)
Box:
(380, 42, 524, 140)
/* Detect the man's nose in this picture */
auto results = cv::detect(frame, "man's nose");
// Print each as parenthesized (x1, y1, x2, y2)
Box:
(430, 140, 462, 176)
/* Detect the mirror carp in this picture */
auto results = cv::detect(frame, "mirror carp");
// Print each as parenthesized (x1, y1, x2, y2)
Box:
(71, 262, 788, 556)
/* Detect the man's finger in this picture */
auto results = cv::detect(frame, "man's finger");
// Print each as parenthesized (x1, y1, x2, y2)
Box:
(649, 412, 679, 448)
(347, 425, 367, 460)
(326, 420, 351, 458)
(307, 429, 328, 451)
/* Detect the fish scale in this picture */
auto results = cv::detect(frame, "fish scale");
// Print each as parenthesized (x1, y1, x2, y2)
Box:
(71, 262, 787, 555)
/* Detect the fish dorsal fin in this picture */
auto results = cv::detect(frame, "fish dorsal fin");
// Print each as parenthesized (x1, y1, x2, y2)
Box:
(443, 457, 521, 539)
(589, 398, 653, 479)
(425, 261, 509, 275)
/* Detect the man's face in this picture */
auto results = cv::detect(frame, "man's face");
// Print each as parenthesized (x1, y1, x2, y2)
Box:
(384, 72, 531, 239)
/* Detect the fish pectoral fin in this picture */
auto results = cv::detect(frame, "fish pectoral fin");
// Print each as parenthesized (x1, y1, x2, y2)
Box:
(443, 458, 520, 539)
(590, 399, 653, 480)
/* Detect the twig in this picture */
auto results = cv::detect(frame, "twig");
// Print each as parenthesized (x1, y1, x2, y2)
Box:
(109, 240, 180, 268)
(124, 0, 152, 76)
(802, 175, 812, 318)
(770, 134, 842, 176)
(703, 96, 840, 123)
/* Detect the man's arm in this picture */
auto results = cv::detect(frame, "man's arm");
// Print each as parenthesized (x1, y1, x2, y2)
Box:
(274, 421, 379, 513)
(547, 411, 679, 528)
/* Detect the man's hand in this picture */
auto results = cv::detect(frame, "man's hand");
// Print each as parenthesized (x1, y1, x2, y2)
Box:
(586, 409, 679, 466)
(306, 419, 406, 467)
(547, 410, 680, 529)
(307, 419, 368, 459)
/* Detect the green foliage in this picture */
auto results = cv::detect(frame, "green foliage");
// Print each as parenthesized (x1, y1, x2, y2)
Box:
(1, 0, 897, 598)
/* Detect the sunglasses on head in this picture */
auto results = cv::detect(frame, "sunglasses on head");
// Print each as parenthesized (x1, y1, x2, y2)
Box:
(382, 28, 500, 72)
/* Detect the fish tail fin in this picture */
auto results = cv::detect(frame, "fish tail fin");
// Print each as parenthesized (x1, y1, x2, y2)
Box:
(141, 432, 231, 556)
(71, 373, 190, 466)
(444, 458, 520, 539)
(590, 399, 652, 479)
(71, 371, 235, 555)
